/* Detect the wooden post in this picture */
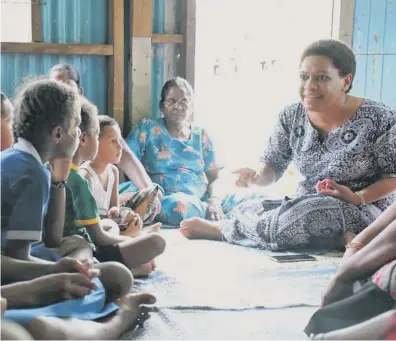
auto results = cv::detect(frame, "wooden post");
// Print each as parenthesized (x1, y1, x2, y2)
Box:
(31, 0, 42, 42)
(179, 0, 196, 88)
(108, 0, 125, 130)
(130, 0, 153, 126)
(333, 0, 355, 47)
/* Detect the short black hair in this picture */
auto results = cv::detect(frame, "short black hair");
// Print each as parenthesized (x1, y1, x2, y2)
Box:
(98, 115, 118, 138)
(300, 39, 356, 93)
(1, 92, 8, 117)
(50, 63, 81, 88)
(159, 77, 194, 110)
(13, 78, 79, 147)
(80, 97, 99, 135)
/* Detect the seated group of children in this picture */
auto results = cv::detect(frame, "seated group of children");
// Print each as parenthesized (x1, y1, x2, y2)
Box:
(0, 65, 166, 340)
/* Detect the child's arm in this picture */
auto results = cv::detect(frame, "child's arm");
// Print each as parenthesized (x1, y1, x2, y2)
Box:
(43, 158, 72, 248)
(109, 165, 120, 208)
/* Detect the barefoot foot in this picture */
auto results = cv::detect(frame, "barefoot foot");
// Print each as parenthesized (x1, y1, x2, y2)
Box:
(131, 260, 156, 277)
(117, 292, 157, 332)
(179, 217, 223, 240)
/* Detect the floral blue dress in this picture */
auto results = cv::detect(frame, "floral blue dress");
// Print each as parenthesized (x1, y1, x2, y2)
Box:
(220, 99, 396, 250)
(120, 118, 252, 225)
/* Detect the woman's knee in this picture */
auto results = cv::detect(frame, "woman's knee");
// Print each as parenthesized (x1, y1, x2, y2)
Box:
(94, 262, 133, 301)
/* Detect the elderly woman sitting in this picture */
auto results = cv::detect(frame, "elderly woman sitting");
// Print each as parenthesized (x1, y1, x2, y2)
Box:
(179, 39, 396, 250)
(119, 77, 256, 226)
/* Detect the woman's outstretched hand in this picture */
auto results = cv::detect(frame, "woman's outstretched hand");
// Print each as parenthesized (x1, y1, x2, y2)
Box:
(316, 179, 360, 205)
(232, 167, 258, 187)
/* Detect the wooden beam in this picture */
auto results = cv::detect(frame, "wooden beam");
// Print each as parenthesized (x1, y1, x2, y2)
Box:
(152, 34, 183, 44)
(108, 0, 125, 131)
(130, 0, 153, 125)
(31, 0, 42, 42)
(0, 42, 113, 55)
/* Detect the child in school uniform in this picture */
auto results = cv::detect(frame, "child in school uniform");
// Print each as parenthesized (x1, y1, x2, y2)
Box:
(63, 100, 166, 277)
(1, 80, 155, 338)
(80, 115, 162, 237)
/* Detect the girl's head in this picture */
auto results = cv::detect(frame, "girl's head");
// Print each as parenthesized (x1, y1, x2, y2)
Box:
(78, 98, 100, 161)
(49, 63, 83, 95)
(299, 39, 356, 112)
(1, 92, 14, 151)
(97, 115, 123, 164)
(13, 78, 82, 160)
(159, 77, 194, 126)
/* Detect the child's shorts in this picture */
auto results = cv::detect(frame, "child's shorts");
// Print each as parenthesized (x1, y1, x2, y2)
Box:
(94, 244, 124, 264)
(30, 243, 61, 262)
(3, 278, 118, 326)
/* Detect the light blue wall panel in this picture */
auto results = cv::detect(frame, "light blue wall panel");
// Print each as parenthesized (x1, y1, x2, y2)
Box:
(351, 0, 396, 109)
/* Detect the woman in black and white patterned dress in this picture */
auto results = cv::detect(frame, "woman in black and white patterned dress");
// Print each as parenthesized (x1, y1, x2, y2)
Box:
(179, 39, 396, 251)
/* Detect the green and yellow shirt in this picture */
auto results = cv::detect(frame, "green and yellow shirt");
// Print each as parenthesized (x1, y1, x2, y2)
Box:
(63, 164, 100, 250)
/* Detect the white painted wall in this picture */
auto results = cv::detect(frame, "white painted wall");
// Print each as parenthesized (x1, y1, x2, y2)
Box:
(0, 0, 32, 42)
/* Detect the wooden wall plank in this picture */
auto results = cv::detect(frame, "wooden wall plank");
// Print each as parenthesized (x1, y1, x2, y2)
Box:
(108, 0, 125, 130)
(132, 0, 153, 37)
(130, 0, 153, 125)
(152, 34, 183, 44)
(0, 42, 113, 55)
(179, 0, 196, 88)
(31, 0, 42, 42)
(338, 0, 356, 47)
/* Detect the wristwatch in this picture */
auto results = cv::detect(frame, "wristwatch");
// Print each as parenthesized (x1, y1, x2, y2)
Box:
(51, 180, 67, 188)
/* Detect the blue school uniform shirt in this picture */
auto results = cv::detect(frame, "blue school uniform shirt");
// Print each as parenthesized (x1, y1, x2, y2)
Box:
(1, 139, 51, 252)
(125, 118, 223, 199)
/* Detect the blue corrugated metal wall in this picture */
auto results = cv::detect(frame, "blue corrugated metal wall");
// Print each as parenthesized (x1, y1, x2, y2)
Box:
(1, 0, 108, 114)
(352, 0, 396, 109)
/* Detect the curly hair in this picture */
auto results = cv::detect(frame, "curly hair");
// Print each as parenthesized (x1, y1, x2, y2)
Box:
(80, 97, 99, 135)
(50, 63, 81, 88)
(300, 39, 356, 93)
(13, 78, 79, 147)
(98, 115, 118, 138)
(1, 92, 8, 117)
(159, 77, 194, 110)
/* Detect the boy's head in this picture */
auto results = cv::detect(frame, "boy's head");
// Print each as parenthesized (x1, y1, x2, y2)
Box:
(1, 92, 14, 151)
(49, 63, 83, 95)
(97, 115, 123, 164)
(13, 78, 81, 159)
(78, 97, 100, 161)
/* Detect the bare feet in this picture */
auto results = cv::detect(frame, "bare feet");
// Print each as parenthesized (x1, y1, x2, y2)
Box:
(179, 217, 223, 240)
(26, 293, 157, 340)
(144, 222, 162, 233)
(131, 261, 156, 277)
(117, 292, 157, 332)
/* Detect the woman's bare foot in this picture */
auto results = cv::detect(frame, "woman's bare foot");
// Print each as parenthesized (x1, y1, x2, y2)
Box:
(131, 260, 156, 277)
(179, 217, 223, 240)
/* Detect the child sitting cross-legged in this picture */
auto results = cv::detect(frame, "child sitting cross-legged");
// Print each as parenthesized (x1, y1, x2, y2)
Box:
(64, 100, 166, 276)
(80, 115, 162, 237)
(1, 81, 155, 339)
